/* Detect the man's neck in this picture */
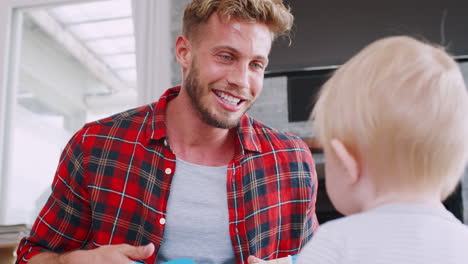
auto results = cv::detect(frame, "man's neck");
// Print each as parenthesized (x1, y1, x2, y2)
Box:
(165, 91, 236, 166)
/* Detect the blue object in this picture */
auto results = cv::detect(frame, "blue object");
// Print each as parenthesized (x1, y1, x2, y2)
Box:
(163, 259, 197, 264)
(134, 256, 296, 264)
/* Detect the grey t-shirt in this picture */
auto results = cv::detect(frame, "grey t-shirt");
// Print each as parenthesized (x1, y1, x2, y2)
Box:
(156, 158, 236, 264)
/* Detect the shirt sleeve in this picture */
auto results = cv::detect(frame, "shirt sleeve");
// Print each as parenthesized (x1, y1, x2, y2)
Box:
(16, 128, 92, 263)
(295, 224, 343, 264)
(297, 139, 319, 246)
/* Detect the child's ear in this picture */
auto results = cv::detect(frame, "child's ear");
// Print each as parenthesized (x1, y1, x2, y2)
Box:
(330, 139, 359, 184)
(175, 35, 192, 69)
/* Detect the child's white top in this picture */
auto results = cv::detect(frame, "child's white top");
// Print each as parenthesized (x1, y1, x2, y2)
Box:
(297, 203, 468, 264)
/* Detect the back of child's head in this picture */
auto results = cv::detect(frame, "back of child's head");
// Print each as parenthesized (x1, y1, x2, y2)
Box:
(313, 36, 468, 200)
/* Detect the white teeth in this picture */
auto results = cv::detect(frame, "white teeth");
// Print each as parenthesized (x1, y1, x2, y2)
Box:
(215, 91, 241, 104)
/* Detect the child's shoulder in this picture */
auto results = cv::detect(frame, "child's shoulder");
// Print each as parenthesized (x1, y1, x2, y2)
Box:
(319, 203, 468, 238)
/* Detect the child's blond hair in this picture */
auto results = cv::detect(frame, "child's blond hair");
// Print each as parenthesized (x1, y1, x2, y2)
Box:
(313, 36, 468, 200)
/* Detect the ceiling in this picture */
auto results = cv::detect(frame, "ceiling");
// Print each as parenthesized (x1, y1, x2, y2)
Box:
(47, 0, 136, 88)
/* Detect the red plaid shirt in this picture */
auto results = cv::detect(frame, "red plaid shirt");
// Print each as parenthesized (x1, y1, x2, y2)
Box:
(16, 87, 318, 264)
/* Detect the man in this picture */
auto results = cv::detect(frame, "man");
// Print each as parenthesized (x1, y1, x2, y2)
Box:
(16, 0, 318, 263)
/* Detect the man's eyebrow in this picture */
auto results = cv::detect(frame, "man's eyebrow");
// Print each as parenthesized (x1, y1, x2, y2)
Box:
(212, 45, 269, 63)
(212, 45, 239, 54)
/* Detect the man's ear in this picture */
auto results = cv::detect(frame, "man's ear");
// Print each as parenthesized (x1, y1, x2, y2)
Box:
(175, 35, 192, 69)
(330, 139, 359, 184)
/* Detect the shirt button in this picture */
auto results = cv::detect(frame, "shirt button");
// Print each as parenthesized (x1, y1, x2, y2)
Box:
(159, 218, 166, 225)
(165, 168, 172, 175)
(235, 227, 239, 233)
(164, 139, 168, 147)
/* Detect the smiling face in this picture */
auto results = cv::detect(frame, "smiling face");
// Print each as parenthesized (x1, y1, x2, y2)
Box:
(180, 13, 272, 129)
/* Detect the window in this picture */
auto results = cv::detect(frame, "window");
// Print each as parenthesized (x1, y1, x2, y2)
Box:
(1, 0, 138, 225)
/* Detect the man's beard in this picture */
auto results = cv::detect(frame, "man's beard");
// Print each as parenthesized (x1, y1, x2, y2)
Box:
(185, 67, 252, 129)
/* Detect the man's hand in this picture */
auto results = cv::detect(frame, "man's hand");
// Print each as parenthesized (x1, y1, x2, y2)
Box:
(248, 255, 294, 264)
(28, 243, 155, 264)
(247, 255, 266, 263)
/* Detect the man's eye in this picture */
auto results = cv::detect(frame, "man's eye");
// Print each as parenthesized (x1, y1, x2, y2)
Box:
(219, 54, 233, 61)
(252, 62, 264, 70)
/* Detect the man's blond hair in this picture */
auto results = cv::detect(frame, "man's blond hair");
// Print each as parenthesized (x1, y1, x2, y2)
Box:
(182, 0, 293, 41)
(313, 36, 468, 200)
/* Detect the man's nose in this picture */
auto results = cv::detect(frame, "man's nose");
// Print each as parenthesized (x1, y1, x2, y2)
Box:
(227, 64, 249, 89)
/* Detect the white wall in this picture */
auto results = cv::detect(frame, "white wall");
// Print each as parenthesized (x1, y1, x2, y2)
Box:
(133, 0, 172, 104)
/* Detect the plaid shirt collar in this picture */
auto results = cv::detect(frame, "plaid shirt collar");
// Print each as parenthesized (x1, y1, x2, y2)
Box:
(147, 86, 262, 154)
